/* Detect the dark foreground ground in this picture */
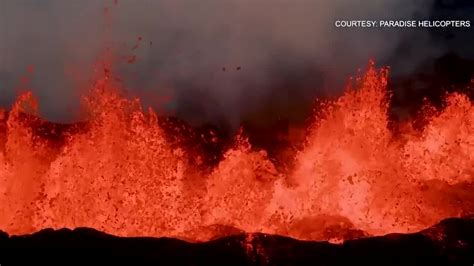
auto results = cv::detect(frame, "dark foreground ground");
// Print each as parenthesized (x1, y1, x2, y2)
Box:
(0, 217, 473, 265)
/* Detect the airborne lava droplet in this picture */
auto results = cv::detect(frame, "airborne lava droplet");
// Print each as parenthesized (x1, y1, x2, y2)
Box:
(127, 55, 137, 64)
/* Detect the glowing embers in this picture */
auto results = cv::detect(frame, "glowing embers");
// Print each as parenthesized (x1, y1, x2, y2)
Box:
(0, 63, 473, 242)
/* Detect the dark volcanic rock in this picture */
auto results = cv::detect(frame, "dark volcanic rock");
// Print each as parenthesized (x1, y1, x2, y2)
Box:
(0, 217, 473, 265)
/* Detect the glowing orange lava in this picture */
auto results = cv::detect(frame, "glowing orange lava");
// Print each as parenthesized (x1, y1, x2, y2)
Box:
(0, 62, 473, 242)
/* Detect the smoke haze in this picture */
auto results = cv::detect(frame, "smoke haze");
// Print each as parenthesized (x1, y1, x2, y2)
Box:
(0, 0, 464, 127)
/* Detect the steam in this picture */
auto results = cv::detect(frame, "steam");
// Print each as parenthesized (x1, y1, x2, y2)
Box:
(0, 0, 441, 126)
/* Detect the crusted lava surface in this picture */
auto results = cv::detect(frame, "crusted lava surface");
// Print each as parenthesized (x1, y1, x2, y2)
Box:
(0, 217, 473, 265)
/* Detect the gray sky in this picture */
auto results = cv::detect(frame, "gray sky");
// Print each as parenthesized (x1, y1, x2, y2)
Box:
(0, 0, 471, 126)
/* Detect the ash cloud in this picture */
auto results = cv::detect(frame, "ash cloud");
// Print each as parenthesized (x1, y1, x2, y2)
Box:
(0, 0, 456, 127)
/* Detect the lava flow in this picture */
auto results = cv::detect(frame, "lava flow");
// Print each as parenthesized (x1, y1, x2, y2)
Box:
(0, 62, 473, 242)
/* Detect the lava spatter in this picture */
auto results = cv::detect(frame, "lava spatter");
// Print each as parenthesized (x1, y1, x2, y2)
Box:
(0, 62, 473, 242)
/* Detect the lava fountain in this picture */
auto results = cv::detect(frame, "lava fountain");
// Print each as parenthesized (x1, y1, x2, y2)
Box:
(0, 61, 473, 242)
